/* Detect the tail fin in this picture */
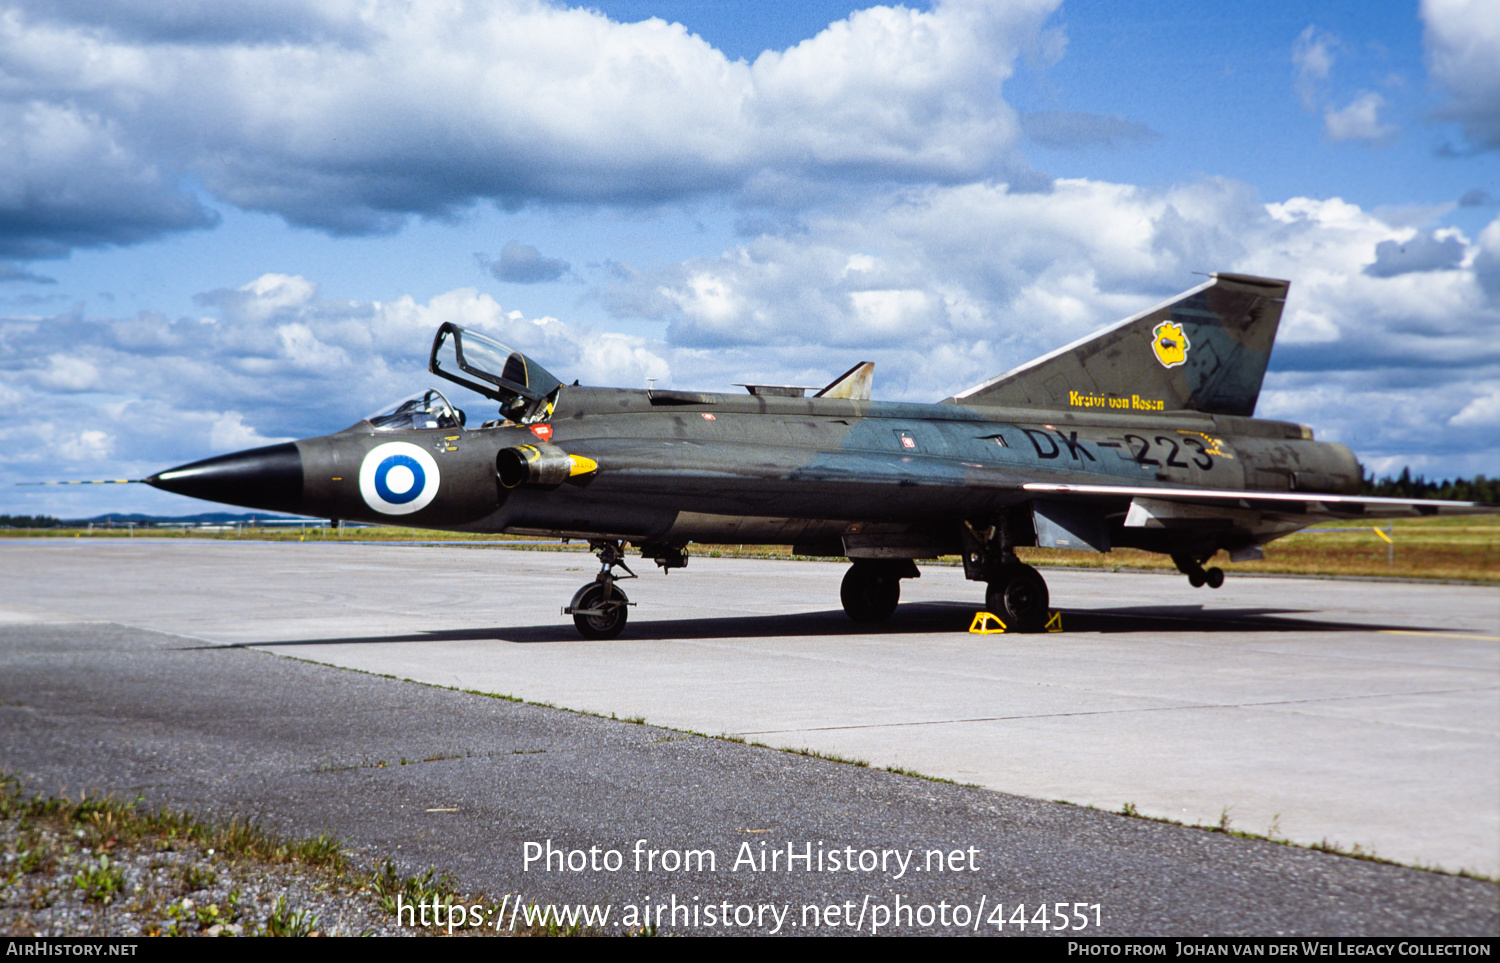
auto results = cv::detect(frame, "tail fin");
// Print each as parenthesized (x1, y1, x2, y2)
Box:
(946, 273, 1288, 416)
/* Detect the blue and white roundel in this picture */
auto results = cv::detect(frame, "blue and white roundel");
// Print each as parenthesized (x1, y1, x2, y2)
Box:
(359, 442, 440, 515)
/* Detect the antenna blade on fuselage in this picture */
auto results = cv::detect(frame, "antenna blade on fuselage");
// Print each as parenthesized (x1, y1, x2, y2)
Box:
(815, 361, 874, 401)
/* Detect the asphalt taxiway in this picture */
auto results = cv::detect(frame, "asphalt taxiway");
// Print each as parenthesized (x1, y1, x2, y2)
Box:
(1, 538, 1497, 931)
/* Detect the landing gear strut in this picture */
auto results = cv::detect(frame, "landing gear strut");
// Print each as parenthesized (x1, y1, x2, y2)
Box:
(565, 539, 637, 639)
(963, 517, 1050, 632)
(840, 559, 920, 623)
(1173, 553, 1224, 589)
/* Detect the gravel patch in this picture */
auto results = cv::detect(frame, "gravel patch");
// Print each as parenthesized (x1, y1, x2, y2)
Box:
(0, 808, 416, 936)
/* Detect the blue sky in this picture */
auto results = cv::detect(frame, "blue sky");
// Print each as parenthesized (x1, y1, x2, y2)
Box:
(2, 0, 1496, 517)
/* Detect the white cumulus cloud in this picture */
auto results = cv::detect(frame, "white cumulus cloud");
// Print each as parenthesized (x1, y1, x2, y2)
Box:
(0, 276, 671, 497)
(0, 0, 1058, 251)
(1447, 389, 1500, 428)
(1323, 92, 1396, 143)
(1292, 26, 1337, 109)
(1422, 0, 1500, 151)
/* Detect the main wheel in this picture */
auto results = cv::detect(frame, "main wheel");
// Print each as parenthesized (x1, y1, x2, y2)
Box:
(570, 582, 629, 640)
(841, 564, 900, 623)
(985, 563, 1050, 633)
(1204, 566, 1224, 589)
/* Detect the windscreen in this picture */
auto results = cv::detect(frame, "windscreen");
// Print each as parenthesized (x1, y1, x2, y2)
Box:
(363, 389, 464, 431)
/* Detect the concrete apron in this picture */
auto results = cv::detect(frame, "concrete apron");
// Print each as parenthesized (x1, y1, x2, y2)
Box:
(3, 539, 1496, 877)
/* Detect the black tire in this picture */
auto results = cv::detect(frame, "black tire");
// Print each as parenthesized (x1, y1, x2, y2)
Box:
(1204, 566, 1224, 589)
(570, 582, 629, 640)
(985, 563, 1050, 633)
(1188, 569, 1206, 588)
(841, 564, 900, 623)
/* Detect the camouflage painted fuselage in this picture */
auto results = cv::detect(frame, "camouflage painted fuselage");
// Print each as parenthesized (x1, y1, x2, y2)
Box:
(284, 388, 1359, 562)
(152, 271, 1492, 578)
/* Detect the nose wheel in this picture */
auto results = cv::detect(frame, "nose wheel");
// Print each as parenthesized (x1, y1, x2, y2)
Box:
(568, 581, 630, 639)
(564, 539, 636, 639)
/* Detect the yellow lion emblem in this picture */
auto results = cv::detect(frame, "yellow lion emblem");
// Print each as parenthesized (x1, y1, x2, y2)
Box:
(1151, 320, 1189, 368)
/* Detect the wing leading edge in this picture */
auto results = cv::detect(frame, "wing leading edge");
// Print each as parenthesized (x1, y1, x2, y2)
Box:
(1024, 482, 1499, 521)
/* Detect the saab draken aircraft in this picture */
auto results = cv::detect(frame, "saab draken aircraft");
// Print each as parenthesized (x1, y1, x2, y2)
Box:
(142, 273, 1499, 638)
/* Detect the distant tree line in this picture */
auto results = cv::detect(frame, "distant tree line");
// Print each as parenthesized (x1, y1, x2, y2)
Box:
(0, 514, 63, 528)
(1362, 469, 1500, 503)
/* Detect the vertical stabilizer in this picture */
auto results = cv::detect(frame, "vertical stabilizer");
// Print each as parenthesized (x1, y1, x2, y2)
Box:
(946, 273, 1288, 416)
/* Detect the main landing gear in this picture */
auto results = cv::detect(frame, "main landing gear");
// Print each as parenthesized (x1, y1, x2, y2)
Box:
(962, 518, 1050, 633)
(1173, 553, 1224, 589)
(565, 539, 637, 639)
(985, 562, 1050, 633)
(840, 559, 919, 623)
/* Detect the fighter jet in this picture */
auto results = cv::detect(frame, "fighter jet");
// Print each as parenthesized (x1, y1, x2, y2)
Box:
(143, 273, 1498, 638)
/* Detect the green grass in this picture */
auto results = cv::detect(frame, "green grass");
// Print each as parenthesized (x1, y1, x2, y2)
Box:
(0, 772, 615, 936)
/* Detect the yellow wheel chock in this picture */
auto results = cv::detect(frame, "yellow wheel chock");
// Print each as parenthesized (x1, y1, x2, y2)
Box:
(969, 610, 1064, 634)
(969, 611, 1007, 634)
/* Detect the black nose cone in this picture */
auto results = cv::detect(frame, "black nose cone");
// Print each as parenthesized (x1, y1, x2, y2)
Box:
(146, 442, 304, 514)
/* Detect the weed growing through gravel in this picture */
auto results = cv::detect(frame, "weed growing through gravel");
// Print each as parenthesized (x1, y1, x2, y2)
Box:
(0, 773, 601, 936)
(264, 895, 319, 937)
(371, 858, 464, 918)
(72, 854, 125, 905)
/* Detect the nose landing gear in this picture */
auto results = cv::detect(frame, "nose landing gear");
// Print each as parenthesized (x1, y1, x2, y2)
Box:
(565, 539, 637, 639)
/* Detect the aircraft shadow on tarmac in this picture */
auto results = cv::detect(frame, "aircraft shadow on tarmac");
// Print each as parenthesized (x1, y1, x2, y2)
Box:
(214, 601, 1452, 648)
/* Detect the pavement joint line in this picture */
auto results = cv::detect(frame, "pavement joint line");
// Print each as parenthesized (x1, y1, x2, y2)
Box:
(740, 685, 1500, 735)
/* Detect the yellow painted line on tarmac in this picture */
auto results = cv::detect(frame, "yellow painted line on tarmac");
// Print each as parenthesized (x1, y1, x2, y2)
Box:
(1380, 630, 1500, 641)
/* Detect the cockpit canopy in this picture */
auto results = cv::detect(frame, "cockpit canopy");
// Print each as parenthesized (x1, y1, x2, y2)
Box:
(364, 388, 465, 431)
(429, 322, 562, 423)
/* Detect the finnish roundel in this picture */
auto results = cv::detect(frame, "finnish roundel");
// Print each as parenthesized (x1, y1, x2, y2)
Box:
(359, 442, 440, 515)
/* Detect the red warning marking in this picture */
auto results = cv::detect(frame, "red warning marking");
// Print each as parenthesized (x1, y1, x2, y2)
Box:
(901, 436, 916, 448)
(702, 413, 716, 420)
(531, 424, 553, 441)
